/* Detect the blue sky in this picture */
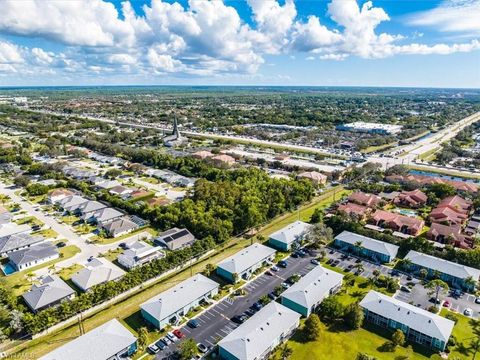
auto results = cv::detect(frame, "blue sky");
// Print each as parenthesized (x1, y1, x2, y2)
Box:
(0, 0, 479, 87)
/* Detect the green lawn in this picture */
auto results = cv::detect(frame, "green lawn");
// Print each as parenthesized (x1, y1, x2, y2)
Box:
(90, 227, 154, 245)
(2, 245, 81, 296)
(32, 228, 58, 239)
(15, 216, 43, 227)
(57, 264, 84, 281)
(440, 309, 480, 359)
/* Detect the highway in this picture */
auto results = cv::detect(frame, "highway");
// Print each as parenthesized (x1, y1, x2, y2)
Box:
(16, 107, 480, 176)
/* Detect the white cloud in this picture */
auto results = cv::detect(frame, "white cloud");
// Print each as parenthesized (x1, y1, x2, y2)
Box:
(0, 0, 478, 81)
(0, 41, 23, 64)
(408, 0, 480, 35)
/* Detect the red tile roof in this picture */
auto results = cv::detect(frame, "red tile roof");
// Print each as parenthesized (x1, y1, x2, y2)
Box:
(393, 189, 428, 208)
(370, 210, 425, 236)
(337, 202, 369, 217)
(348, 192, 382, 207)
(386, 174, 478, 193)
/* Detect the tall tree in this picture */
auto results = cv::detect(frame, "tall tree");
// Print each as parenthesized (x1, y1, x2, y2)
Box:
(304, 313, 322, 341)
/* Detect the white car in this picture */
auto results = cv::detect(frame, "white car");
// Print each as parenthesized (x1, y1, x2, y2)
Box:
(464, 308, 473, 316)
(166, 332, 178, 342)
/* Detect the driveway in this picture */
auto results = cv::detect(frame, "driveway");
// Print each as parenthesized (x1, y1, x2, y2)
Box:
(132, 178, 186, 202)
(154, 253, 317, 359)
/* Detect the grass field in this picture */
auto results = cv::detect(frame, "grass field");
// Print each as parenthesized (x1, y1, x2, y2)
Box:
(440, 309, 479, 359)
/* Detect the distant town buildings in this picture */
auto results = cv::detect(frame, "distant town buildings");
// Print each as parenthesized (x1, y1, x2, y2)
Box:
(337, 122, 402, 135)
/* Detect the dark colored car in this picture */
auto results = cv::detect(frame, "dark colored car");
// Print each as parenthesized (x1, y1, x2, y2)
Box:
(278, 260, 288, 268)
(187, 319, 199, 328)
(232, 315, 248, 324)
(268, 292, 277, 300)
(156, 340, 167, 350)
(56, 241, 66, 248)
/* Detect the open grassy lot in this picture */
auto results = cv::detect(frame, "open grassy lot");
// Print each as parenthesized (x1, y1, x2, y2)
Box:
(2, 245, 81, 296)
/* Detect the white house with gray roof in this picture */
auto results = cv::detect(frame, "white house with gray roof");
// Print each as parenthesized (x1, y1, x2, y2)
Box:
(218, 301, 300, 360)
(58, 195, 88, 213)
(334, 231, 399, 263)
(39, 319, 137, 360)
(0, 222, 31, 238)
(154, 227, 196, 250)
(86, 207, 123, 226)
(404, 250, 480, 291)
(360, 290, 454, 351)
(216, 243, 276, 283)
(141, 274, 219, 329)
(117, 241, 164, 270)
(22, 275, 75, 313)
(77, 200, 108, 219)
(0, 233, 43, 257)
(8, 242, 59, 271)
(281, 265, 343, 317)
(268, 221, 312, 251)
(71, 258, 125, 292)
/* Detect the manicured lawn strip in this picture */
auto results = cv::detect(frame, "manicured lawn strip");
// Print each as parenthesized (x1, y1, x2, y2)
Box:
(57, 264, 84, 281)
(258, 186, 350, 238)
(12, 238, 253, 358)
(90, 227, 153, 245)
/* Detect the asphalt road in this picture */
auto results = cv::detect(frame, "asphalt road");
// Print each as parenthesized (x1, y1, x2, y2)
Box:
(154, 252, 317, 359)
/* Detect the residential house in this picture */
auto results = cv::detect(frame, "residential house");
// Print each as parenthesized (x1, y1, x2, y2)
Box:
(118, 241, 164, 270)
(349, 191, 382, 208)
(426, 223, 473, 249)
(8, 243, 59, 271)
(465, 220, 480, 235)
(268, 221, 312, 251)
(211, 154, 236, 167)
(39, 319, 138, 360)
(297, 171, 327, 185)
(404, 250, 480, 291)
(78, 201, 108, 220)
(57, 195, 88, 212)
(386, 174, 478, 194)
(337, 202, 369, 219)
(71, 258, 125, 292)
(429, 195, 472, 225)
(0, 222, 30, 237)
(109, 185, 133, 197)
(393, 189, 428, 208)
(360, 290, 454, 351)
(89, 207, 124, 227)
(103, 217, 139, 238)
(334, 231, 399, 263)
(218, 302, 300, 360)
(47, 189, 74, 204)
(154, 228, 196, 250)
(0, 233, 43, 257)
(141, 274, 219, 329)
(281, 265, 343, 317)
(217, 243, 276, 283)
(96, 180, 122, 190)
(22, 275, 75, 313)
(370, 210, 425, 236)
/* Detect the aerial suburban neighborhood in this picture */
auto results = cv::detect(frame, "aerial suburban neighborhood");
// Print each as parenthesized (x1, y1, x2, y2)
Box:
(0, 1, 479, 360)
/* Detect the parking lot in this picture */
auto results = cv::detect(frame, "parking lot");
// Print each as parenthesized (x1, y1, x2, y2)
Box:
(154, 251, 317, 359)
(326, 247, 480, 318)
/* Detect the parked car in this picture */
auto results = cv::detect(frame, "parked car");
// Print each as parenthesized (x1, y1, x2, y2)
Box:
(354, 268, 364, 275)
(268, 292, 277, 300)
(197, 343, 208, 353)
(406, 275, 413, 281)
(464, 308, 473, 316)
(155, 340, 167, 351)
(429, 297, 441, 304)
(148, 344, 160, 354)
(232, 315, 248, 324)
(56, 241, 66, 248)
(173, 329, 185, 339)
(475, 297, 480, 304)
(252, 302, 263, 311)
(443, 301, 450, 308)
(187, 319, 199, 328)
(265, 270, 274, 276)
(161, 337, 172, 346)
(400, 286, 411, 293)
(311, 259, 320, 265)
(271, 266, 279, 272)
(326, 259, 333, 265)
(278, 260, 288, 268)
(291, 252, 299, 258)
(166, 332, 177, 342)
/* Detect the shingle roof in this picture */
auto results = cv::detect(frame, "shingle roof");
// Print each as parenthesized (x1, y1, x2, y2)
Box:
(335, 231, 399, 259)
(39, 319, 137, 360)
(91, 207, 123, 222)
(360, 290, 454, 342)
(22, 275, 74, 311)
(268, 221, 312, 247)
(218, 302, 300, 360)
(141, 274, 219, 321)
(155, 227, 195, 250)
(8, 243, 58, 267)
(281, 265, 343, 309)
(103, 217, 138, 236)
(71, 258, 125, 292)
(217, 243, 276, 274)
(405, 250, 480, 281)
(0, 233, 43, 254)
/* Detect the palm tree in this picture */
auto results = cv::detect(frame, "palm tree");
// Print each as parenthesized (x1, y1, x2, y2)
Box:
(398, 258, 412, 271)
(280, 344, 293, 360)
(419, 268, 428, 281)
(354, 241, 364, 256)
(463, 276, 477, 292)
(425, 279, 449, 306)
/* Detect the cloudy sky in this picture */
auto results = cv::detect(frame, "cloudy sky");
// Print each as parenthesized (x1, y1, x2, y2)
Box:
(0, 0, 479, 87)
